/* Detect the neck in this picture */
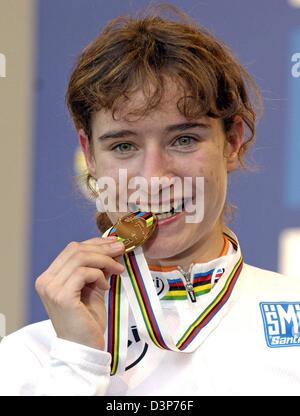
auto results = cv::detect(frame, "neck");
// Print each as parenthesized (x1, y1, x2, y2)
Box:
(146, 222, 225, 271)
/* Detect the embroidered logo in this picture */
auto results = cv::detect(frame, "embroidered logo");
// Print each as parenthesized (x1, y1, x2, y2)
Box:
(126, 325, 148, 371)
(152, 276, 165, 296)
(260, 302, 300, 347)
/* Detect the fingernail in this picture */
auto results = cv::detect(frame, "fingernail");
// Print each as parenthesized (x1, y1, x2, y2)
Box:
(104, 235, 118, 240)
(110, 242, 124, 250)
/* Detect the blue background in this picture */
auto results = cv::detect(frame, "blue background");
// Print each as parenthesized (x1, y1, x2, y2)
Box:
(28, 0, 300, 323)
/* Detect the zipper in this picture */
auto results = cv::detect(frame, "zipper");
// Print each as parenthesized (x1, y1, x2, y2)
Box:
(177, 263, 197, 303)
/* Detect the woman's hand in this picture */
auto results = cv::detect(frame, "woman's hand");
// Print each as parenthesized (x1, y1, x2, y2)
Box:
(35, 236, 125, 350)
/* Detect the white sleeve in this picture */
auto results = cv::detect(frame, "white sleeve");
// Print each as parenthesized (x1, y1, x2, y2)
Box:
(0, 336, 112, 396)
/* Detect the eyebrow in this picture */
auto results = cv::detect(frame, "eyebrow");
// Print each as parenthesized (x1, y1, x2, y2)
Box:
(96, 122, 211, 141)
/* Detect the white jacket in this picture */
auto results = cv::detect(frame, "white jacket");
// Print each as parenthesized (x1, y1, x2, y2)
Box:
(0, 263, 300, 396)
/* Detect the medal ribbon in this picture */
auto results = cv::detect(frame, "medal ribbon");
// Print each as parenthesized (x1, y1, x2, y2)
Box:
(104, 218, 243, 375)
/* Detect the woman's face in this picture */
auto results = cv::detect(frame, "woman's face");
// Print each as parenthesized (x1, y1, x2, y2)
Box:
(80, 78, 243, 263)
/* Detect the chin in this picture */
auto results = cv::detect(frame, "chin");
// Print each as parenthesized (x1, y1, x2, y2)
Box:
(143, 232, 188, 260)
(143, 244, 179, 261)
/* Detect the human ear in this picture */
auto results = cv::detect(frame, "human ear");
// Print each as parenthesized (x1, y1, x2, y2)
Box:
(78, 129, 97, 177)
(224, 116, 244, 172)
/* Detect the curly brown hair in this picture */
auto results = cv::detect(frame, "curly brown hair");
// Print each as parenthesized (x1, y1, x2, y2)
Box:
(66, 3, 262, 231)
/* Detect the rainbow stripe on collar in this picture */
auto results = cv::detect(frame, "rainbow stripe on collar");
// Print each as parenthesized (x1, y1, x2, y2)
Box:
(161, 268, 225, 301)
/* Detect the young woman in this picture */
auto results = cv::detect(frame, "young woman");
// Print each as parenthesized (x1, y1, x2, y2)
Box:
(0, 7, 300, 396)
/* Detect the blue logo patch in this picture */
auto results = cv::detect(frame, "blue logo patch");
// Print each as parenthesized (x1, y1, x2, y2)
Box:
(260, 302, 300, 348)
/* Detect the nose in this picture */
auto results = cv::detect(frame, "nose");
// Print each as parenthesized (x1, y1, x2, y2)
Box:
(137, 144, 178, 204)
(141, 143, 174, 184)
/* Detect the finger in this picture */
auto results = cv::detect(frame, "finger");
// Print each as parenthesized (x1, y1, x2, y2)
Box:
(66, 267, 110, 294)
(81, 236, 118, 245)
(49, 251, 125, 287)
(48, 238, 123, 275)
(43, 267, 109, 308)
(76, 243, 125, 260)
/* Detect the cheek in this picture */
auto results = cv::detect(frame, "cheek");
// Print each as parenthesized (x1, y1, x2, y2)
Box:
(95, 151, 138, 179)
(207, 169, 227, 194)
(192, 149, 222, 176)
(95, 157, 114, 178)
(193, 150, 227, 195)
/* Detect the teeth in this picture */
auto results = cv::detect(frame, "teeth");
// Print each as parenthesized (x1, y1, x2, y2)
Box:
(156, 211, 176, 220)
(128, 200, 185, 214)
(172, 200, 184, 211)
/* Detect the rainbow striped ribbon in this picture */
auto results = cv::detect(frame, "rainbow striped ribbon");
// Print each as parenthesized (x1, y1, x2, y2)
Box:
(106, 229, 243, 375)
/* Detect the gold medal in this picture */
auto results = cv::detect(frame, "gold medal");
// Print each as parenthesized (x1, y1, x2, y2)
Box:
(112, 211, 157, 252)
